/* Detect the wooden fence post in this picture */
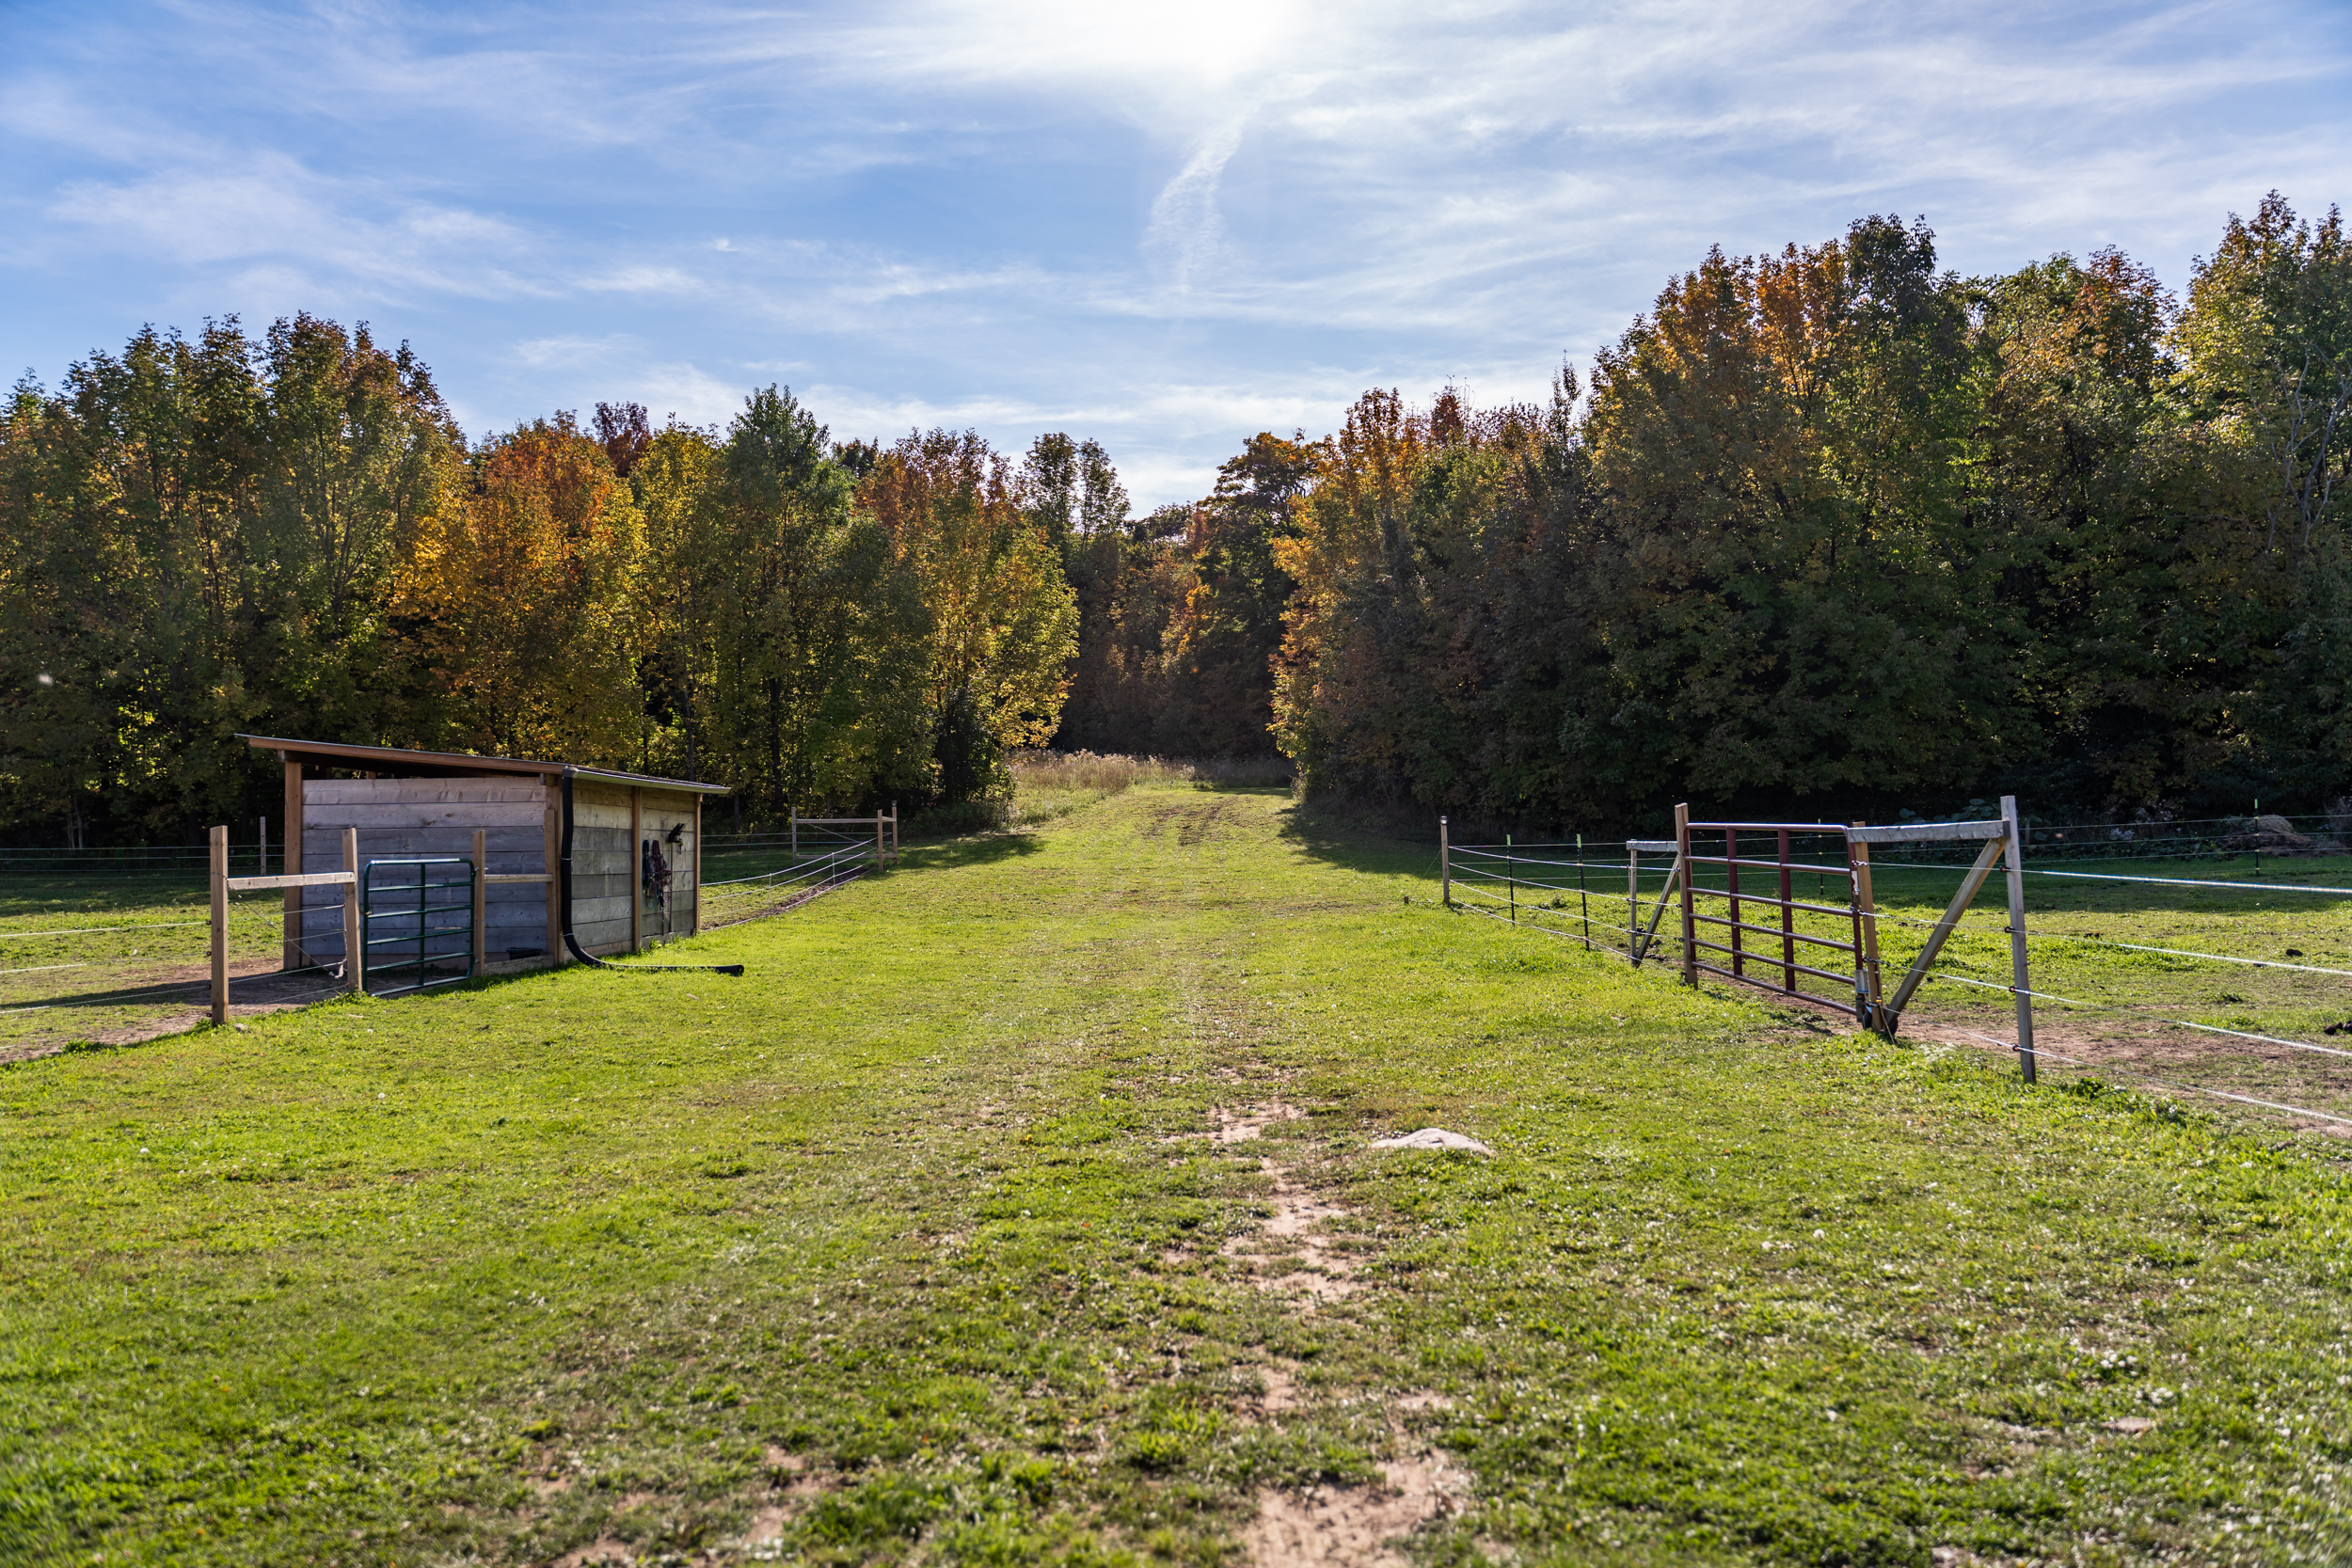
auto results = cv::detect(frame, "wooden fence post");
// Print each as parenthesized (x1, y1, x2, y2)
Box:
(342, 827, 363, 994)
(875, 811, 885, 868)
(472, 829, 487, 975)
(1850, 828, 1886, 1033)
(282, 753, 302, 972)
(790, 811, 798, 860)
(1626, 843, 1639, 960)
(1577, 832, 1590, 949)
(1675, 803, 1696, 987)
(2002, 794, 2037, 1083)
(1438, 816, 1450, 906)
(210, 825, 229, 1024)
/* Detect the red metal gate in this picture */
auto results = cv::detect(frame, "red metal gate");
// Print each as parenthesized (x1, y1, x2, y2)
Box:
(1672, 807, 1886, 1025)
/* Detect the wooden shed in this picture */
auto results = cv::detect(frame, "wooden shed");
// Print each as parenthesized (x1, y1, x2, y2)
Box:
(243, 736, 729, 975)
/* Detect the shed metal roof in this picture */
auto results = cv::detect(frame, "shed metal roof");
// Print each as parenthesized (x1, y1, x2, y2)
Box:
(239, 735, 732, 795)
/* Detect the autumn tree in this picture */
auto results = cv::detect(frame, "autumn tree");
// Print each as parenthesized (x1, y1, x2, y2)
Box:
(395, 414, 642, 762)
(689, 389, 931, 817)
(860, 430, 1078, 800)
(0, 315, 462, 839)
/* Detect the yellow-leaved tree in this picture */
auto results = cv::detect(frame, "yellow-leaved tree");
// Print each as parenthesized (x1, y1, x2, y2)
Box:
(397, 414, 643, 762)
(858, 430, 1077, 801)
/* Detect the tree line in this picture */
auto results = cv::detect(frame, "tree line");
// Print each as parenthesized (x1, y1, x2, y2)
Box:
(0, 327, 1087, 840)
(1253, 196, 2350, 829)
(2, 194, 2344, 843)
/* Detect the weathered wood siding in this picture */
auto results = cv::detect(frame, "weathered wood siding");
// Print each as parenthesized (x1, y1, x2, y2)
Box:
(638, 788, 699, 948)
(570, 784, 699, 955)
(294, 777, 551, 967)
(288, 773, 703, 966)
(571, 783, 632, 954)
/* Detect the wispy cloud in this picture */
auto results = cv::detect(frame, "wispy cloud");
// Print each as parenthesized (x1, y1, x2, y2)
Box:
(3, 1, 2346, 503)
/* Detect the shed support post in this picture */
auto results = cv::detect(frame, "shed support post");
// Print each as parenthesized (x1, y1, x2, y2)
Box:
(543, 777, 562, 964)
(691, 798, 703, 936)
(342, 828, 362, 994)
(281, 754, 303, 970)
(471, 829, 487, 975)
(210, 825, 229, 1024)
(2002, 794, 2037, 1083)
(629, 787, 644, 953)
(1439, 816, 1450, 906)
(1675, 803, 1696, 986)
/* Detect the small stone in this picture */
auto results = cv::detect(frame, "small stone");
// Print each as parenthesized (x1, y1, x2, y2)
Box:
(1369, 1128, 1494, 1156)
(2105, 1417, 2157, 1434)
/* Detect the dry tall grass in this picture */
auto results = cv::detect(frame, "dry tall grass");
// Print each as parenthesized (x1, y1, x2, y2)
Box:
(1007, 750, 1293, 799)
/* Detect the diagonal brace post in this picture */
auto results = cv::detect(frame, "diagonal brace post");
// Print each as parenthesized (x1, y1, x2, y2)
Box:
(1632, 854, 1684, 967)
(1881, 834, 2007, 1029)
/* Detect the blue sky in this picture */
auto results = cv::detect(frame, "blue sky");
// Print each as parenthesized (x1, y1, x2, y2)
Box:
(4, 1, 2348, 507)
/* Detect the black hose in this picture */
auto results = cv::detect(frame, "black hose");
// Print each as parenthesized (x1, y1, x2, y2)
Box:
(560, 768, 745, 976)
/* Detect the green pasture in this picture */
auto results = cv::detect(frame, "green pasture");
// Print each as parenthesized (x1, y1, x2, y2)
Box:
(2, 784, 2349, 1565)
(1482, 841, 2352, 1121)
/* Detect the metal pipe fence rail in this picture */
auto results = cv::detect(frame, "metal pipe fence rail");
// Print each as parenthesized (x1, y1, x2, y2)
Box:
(696, 839, 878, 927)
(1440, 800, 2352, 1129)
(1442, 801, 2037, 1072)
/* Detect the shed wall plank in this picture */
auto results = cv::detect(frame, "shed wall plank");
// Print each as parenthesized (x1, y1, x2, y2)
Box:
(303, 803, 548, 831)
(305, 779, 544, 805)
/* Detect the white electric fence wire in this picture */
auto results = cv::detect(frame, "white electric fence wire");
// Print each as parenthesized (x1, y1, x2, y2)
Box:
(2023, 868, 2352, 895)
(1918, 971, 2352, 1062)
(1452, 883, 1656, 943)
(0, 919, 213, 942)
(701, 847, 869, 889)
(1931, 1025, 2352, 1127)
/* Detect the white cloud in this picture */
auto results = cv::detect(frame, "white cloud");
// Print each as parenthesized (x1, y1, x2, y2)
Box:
(3, 0, 2346, 508)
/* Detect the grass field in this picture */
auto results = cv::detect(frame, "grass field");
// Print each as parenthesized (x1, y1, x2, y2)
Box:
(3, 783, 2349, 1565)
(1466, 838, 2352, 1127)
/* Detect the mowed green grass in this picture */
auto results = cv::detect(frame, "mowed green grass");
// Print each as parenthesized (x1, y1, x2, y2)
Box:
(1480, 843, 2352, 1121)
(3, 785, 2348, 1566)
(0, 875, 301, 1054)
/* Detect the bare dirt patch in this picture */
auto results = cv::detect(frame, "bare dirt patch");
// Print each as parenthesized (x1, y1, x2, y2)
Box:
(1201, 1101, 1475, 1566)
(0, 958, 356, 1063)
(1896, 1011, 2352, 1136)
(1142, 800, 1246, 847)
(1212, 1101, 1359, 1304)
(1243, 1442, 1473, 1568)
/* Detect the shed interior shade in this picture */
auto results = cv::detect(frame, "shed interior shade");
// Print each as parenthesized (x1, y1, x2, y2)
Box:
(238, 735, 731, 794)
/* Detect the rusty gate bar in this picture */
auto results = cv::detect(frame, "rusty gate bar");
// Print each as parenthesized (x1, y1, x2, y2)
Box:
(1778, 829, 1795, 992)
(1678, 817, 1871, 1016)
(1725, 827, 1742, 979)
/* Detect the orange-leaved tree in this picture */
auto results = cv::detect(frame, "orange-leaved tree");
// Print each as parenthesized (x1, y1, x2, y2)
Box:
(396, 414, 643, 762)
(858, 430, 1077, 801)
(1269, 389, 1426, 787)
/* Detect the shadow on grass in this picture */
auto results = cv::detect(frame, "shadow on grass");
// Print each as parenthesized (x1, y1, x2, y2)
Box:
(0, 872, 209, 919)
(1271, 798, 1441, 880)
(891, 832, 1051, 872)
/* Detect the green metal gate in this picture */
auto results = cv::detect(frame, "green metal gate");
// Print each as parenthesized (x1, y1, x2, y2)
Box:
(359, 857, 476, 995)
